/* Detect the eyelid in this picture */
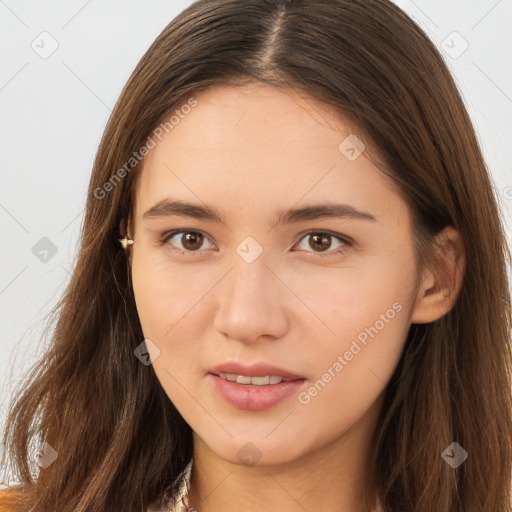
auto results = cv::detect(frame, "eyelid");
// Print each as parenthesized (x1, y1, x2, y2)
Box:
(294, 230, 352, 258)
(160, 229, 217, 253)
(294, 229, 353, 245)
(160, 229, 352, 256)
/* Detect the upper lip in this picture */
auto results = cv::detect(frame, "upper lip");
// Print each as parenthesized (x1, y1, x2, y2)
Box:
(209, 361, 305, 380)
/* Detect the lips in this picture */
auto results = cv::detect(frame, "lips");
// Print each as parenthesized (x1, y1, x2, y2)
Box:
(208, 361, 307, 410)
(208, 374, 307, 411)
(208, 361, 305, 381)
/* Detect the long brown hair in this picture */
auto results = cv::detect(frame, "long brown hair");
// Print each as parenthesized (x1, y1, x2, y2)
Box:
(1, 1, 511, 511)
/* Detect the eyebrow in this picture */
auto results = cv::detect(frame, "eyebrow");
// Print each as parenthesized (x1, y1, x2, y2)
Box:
(142, 198, 377, 225)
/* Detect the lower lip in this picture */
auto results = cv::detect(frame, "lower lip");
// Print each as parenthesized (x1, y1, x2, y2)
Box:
(209, 374, 306, 411)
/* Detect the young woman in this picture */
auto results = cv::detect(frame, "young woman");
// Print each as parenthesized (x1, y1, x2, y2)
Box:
(1, 1, 511, 511)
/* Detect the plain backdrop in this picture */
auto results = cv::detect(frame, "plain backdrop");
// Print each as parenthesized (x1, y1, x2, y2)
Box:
(1, 0, 511, 459)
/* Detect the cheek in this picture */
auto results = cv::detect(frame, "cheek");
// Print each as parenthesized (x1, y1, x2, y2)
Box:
(295, 313, 410, 448)
(291, 288, 412, 443)
(131, 245, 214, 337)
(292, 251, 416, 399)
(131, 249, 220, 390)
(290, 251, 415, 341)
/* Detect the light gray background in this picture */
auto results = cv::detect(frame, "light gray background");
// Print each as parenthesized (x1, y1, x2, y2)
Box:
(1, 0, 511, 451)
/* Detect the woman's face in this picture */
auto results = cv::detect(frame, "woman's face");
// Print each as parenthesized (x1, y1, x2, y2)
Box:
(129, 83, 421, 465)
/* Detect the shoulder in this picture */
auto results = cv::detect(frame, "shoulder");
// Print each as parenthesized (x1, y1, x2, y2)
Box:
(0, 485, 32, 512)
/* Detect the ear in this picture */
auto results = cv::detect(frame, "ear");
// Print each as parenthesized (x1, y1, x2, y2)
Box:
(411, 226, 466, 324)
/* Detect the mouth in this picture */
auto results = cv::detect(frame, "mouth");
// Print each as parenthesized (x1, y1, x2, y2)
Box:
(207, 361, 307, 411)
(215, 372, 302, 386)
(208, 374, 307, 411)
(209, 361, 305, 381)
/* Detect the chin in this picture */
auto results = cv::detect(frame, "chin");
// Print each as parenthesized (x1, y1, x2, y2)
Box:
(196, 431, 311, 467)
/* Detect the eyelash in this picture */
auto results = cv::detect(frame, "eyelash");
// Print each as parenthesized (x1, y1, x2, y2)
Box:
(158, 229, 352, 258)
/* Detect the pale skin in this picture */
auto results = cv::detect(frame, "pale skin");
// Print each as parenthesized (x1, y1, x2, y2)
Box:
(121, 83, 466, 512)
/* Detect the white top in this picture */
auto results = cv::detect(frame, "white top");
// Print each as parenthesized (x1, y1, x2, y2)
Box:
(148, 459, 193, 512)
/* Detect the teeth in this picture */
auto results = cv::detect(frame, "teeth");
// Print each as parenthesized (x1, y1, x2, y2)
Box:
(218, 373, 286, 386)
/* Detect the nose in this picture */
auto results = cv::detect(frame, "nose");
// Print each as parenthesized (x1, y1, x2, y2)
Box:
(212, 250, 290, 344)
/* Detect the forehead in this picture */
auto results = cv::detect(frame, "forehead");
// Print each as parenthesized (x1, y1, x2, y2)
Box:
(146, 82, 364, 163)
(133, 83, 405, 226)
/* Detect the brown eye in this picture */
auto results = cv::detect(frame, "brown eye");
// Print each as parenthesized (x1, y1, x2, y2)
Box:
(181, 232, 204, 251)
(308, 233, 333, 252)
(162, 230, 215, 253)
(161, 230, 350, 258)
(295, 232, 350, 257)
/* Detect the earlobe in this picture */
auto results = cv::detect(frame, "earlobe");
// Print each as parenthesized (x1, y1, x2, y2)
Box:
(411, 226, 466, 324)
